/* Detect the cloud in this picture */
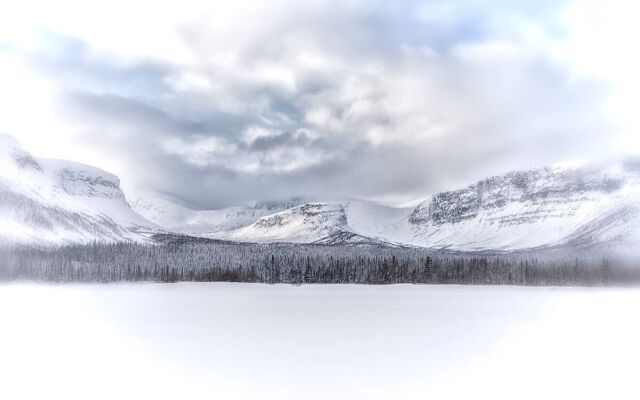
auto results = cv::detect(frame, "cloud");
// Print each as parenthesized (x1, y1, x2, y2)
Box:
(0, 0, 629, 208)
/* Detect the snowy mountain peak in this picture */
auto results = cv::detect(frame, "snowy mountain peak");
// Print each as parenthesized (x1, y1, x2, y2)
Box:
(253, 197, 309, 212)
(403, 163, 640, 251)
(0, 133, 42, 174)
(0, 133, 155, 245)
(134, 162, 640, 251)
(5, 130, 639, 252)
(40, 159, 124, 200)
(231, 202, 348, 243)
(409, 165, 628, 226)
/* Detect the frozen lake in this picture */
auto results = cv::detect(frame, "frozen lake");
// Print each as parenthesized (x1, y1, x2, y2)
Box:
(1, 283, 639, 400)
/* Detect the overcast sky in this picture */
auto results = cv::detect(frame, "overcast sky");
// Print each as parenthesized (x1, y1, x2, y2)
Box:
(1, 0, 638, 208)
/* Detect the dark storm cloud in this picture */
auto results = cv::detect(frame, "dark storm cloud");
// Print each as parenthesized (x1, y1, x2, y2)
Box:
(244, 131, 315, 152)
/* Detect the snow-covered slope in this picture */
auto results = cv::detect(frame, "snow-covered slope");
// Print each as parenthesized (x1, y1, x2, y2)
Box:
(131, 195, 307, 236)
(136, 163, 640, 251)
(0, 133, 154, 245)
(228, 202, 348, 243)
(402, 164, 640, 251)
(344, 200, 413, 244)
(133, 195, 408, 245)
(130, 196, 197, 230)
(39, 159, 155, 231)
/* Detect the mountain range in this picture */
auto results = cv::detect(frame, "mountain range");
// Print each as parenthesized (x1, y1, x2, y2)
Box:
(2, 133, 639, 252)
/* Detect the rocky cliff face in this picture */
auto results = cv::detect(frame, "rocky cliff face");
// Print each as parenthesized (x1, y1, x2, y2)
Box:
(410, 167, 625, 226)
(43, 160, 124, 200)
(254, 197, 308, 212)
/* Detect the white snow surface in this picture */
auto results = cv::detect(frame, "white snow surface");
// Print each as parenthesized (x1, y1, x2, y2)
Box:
(1, 283, 639, 400)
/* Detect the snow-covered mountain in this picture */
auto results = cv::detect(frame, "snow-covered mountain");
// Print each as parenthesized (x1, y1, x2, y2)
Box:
(396, 164, 640, 251)
(0, 133, 156, 245)
(229, 202, 348, 243)
(403, 164, 640, 251)
(132, 194, 411, 246)
(136, 163, 640, 251)
(39, 159, 155, 231)
(130, 196, 307, 236)
(3, 131, 639, 252)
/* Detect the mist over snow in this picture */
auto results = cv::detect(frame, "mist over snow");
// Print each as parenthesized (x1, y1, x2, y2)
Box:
(1, 0, 639, 208)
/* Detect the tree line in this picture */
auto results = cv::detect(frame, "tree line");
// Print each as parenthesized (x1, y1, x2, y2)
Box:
(1, 240, 639, 286)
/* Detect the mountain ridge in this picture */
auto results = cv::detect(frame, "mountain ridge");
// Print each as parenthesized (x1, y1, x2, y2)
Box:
(0, 133, 157, 245)
(134, 163, 640, 252)
(2, 132, 640, 252)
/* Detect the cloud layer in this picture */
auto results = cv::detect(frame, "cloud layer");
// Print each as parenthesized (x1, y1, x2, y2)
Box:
(0, 0, 635, 208)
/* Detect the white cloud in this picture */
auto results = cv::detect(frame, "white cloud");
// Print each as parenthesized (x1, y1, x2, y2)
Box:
(0, 0, 632, 207)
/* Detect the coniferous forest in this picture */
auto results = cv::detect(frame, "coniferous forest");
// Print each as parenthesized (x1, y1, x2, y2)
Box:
(1, 235, 639, 286)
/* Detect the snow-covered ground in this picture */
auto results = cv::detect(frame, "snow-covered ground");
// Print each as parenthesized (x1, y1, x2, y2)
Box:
(1, 283, 639, 400)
